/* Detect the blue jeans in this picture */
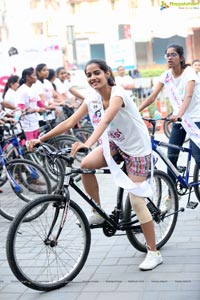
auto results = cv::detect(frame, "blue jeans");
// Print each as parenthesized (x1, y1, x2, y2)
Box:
(167, 122, 200, 182)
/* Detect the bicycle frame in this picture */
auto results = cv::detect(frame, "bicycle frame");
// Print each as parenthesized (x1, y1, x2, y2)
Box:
(65, 168, 121, 228)
(146, 114, 200, 194)
(0, 144, 22, 192)
(152, 137, 193, 188)
(57, 161, 158, 232)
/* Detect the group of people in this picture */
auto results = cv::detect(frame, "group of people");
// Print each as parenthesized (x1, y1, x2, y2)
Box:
(1, 44, 200, 271)
(0, 64, 85, 142)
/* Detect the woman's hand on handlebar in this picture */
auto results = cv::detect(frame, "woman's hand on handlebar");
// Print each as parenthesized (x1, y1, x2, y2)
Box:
(71, 141, 89, 157)
(27, 139, 41, 152)
(168, 114, 182, 123)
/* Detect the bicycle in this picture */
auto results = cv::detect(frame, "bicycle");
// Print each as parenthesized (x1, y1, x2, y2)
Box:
(144, 116, 199, 209)
(6, 145, 183, 291)
(1, 120, 65, 193)
(0, 141, 51, 221)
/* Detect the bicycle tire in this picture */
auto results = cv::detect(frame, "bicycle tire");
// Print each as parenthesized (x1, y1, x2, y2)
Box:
(0, 159, 51, 221)
(48, 135, 88, 166)
(47, 134, 78, 148)
(0, 165, 7, 187)
(6, 195, 91, 291)
(24, 143, 65, 193)
(124, 170, 179, 252)
(73, 128, 92, 143)
(163, 113, 172, 139)
(5, 142, 64, 193)
(193, 164, 200, 202)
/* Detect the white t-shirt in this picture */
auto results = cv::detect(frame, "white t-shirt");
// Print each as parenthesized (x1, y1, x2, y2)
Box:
(54, 78, 71, 94)
(15, 84, 40, 131)
(54, 78, 73, 103)
(84, 86, 151, 157)
(34, 79, 55, 121)
(115, 75, 134, 97)
(159, 66, 200, 121)
(4, 88, 17, 113)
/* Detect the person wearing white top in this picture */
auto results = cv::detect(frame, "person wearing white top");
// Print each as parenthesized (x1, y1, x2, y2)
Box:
(35, 63, 66, 126)
(54, 67, 85, 120)
(15, 67, 45, 140)
(115, 65, 135, 98)
(139, 44, 200, 184)
(28, 59, 163, 271)
(55, 67, 85, 106)
(2, 75, 19, 114)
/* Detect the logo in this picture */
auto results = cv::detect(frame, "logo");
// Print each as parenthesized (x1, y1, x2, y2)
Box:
(160, 1, 199, 10)
(160, 1, 169, 10)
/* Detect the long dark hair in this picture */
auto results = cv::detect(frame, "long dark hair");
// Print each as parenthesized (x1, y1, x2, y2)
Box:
(36, 63, 47, 83)
(19, 67, 34, 86)
(2, 75, 19, 99)
(47, 68, 57, 90)
(165, 44, 190, 69)
(84, 59, 116, 86)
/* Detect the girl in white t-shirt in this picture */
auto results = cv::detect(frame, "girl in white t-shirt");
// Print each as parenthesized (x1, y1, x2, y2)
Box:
(54, 67, 84, 108)
(35, 63, 66, 127)
(2, 75, 19, 113)
(16, 67, 45, 140)
(139, 44, 200, 185)
(28, 59, 163, 271)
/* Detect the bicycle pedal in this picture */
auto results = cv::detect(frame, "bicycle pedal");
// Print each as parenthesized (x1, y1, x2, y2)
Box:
(186, 201, 198, 209)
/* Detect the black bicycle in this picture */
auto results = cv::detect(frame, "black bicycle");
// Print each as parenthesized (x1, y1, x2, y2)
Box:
(6, 145, 183, 291)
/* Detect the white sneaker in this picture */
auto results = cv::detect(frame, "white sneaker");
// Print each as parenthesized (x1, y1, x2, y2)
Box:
(88, 212, 104, 225)
(160, 195, 181, 213)
(139, 250, 163, 271)
(160, 198, 173, 213)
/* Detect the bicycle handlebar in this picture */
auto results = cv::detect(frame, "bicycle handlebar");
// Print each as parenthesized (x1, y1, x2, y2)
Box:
(35, 143, 89, 166)
(142, 116, 182, 122)
(142, 116, 182, 136)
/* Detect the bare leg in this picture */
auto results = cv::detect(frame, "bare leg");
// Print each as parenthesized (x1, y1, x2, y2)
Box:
(80, 146, 107, 209)
(128, 174, 157, 251)
(81, 174, 101, 207)
(80, 146, 118, 211)
(140, 220, 156, 251)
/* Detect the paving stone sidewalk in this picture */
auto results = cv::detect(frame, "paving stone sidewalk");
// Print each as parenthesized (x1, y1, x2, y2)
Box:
(0, 134, 200, 300)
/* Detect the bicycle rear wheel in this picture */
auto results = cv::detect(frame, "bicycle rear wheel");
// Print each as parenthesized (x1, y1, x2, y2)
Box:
(0, 159, 51, 221)
(6, 195, 91, 291)
(124, 170, 179, 252)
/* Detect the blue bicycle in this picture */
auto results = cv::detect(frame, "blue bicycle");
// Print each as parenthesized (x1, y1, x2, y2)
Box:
(144, 117, 199, 210)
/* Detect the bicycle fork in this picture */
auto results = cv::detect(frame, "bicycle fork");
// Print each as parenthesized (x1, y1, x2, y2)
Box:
(44, 198, 70, 247)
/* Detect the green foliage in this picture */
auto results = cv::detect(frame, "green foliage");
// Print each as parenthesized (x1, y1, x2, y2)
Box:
(140, 69, 165, 78)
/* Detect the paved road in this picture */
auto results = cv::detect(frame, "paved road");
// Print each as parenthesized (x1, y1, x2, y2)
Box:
(0, 133, 200, 300)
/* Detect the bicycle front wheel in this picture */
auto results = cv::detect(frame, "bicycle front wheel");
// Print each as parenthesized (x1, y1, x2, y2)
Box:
(193, 164, 200, 202)
(124, 170, 179, 252)
(163, 113, 189, 143)
(6, 195, 91, 291)
(0, 159, 51, 221)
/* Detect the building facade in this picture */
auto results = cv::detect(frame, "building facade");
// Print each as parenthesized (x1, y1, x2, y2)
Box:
(0, 0, 199, 71)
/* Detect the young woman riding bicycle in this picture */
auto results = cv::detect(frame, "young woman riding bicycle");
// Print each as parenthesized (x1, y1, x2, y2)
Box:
(139, 44, 200, 194)
(28, 59, 163, 271)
